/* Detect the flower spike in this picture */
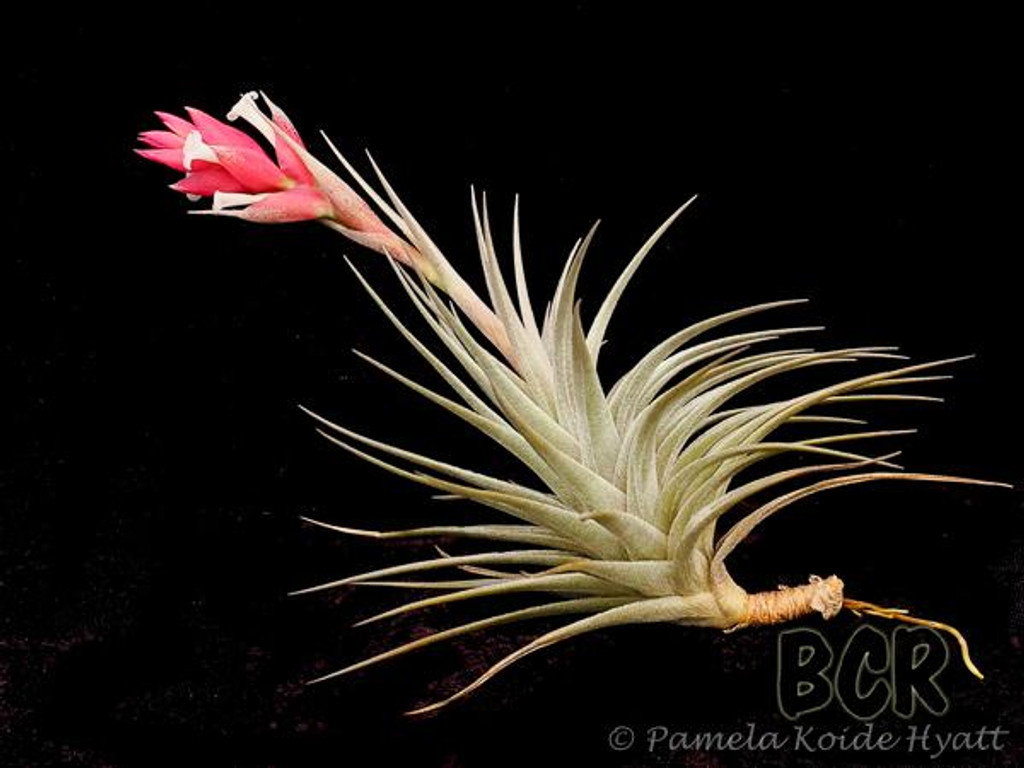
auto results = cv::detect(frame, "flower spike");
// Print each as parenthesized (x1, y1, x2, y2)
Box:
(138, 92, 512, 360)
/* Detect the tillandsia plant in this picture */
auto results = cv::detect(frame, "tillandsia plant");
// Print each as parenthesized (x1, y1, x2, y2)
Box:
(138, 91, 1008, 714)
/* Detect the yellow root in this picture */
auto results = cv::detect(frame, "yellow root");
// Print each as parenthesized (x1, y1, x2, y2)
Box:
(843, 597, 984, 681)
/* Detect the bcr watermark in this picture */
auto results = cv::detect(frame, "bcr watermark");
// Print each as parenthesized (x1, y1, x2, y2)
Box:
(607, 623, 1009, 758)
(608, 722, 1009, 759)
(776, 625, 952, 720)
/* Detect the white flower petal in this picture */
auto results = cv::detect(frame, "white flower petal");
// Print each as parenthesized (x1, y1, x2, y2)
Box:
(226, 91, 276, 143)
(211, 190, 268, 211)
(182, 130, 218, 171)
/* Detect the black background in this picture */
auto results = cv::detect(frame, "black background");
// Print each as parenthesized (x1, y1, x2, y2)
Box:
(3, 7, 1022, 767)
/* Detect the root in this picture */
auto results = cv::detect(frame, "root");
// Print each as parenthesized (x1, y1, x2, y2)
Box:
(736, 576, 983, 681)
(843, 597, 984, 681)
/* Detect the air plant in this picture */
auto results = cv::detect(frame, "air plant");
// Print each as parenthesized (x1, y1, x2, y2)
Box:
(138, 91, 1007, 715)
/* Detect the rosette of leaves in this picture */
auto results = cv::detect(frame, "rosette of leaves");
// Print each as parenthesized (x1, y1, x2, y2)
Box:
(292, 185, 1003, 714)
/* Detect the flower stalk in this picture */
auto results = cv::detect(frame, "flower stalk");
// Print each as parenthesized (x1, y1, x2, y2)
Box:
(137, 92, 512, 358)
